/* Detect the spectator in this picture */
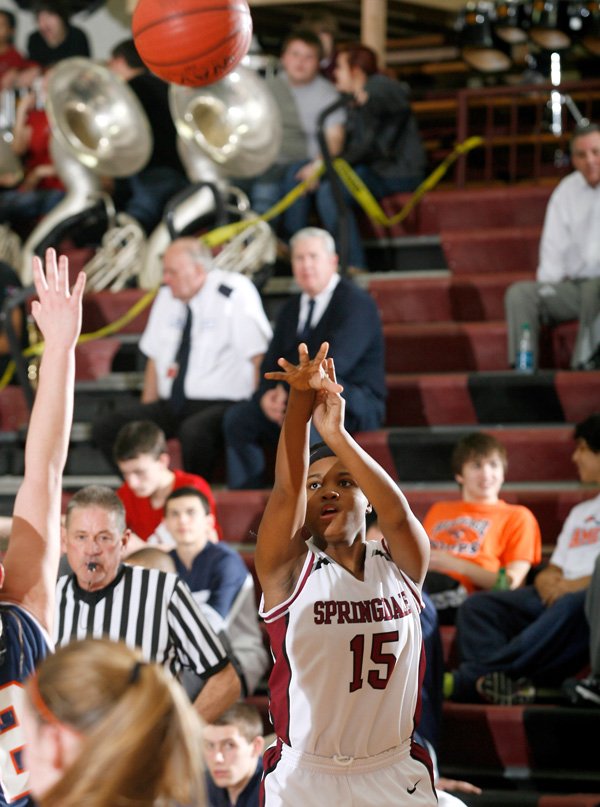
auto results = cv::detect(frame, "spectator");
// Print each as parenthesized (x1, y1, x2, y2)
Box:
(0, 248, 84, 807)
(505, 123, 600, 371)
(0, 72, 64, 235)
(92, 237, 272, 480)
(423, 432, 541, 623)
(26, 1, 90, 68)
(297, 10, 339, 81)
(203, 702, 264, 807)
(107, 38, 188, 234)
(445, 414, 600, 704)
(0, 9, 29, 88)
(22, 638, 205, 807)
(113, 419, 220, 551)
(316, 43, 426, 271)
(165, 487, 269, 697)
(55, 484, 241, 723)
(242, 29, 345, 238)
(224, 226, 386, 489)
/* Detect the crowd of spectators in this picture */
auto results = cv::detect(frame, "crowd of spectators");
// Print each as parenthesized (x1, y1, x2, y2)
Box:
(1, 6, 600, 807)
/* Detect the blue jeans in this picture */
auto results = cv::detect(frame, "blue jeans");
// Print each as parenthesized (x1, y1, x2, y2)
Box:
(124, 168, 188, 234)
(0, 187, 64, 226)
(315, 165, 422, 269)
(452, 586, 589, 701)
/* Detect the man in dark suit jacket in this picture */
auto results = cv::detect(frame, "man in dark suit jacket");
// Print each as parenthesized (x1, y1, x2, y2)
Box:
(224, 226, 386, 489)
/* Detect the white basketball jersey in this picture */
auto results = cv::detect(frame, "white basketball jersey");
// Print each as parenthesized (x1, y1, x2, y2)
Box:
(260, 539, 425, 759)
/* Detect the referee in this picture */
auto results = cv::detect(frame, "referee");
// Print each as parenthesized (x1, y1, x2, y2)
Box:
(55, 485, 240, 723)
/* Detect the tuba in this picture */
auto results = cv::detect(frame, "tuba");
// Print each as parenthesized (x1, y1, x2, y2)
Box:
(20, 57, 153, 283)
(138, 64, 282, 289)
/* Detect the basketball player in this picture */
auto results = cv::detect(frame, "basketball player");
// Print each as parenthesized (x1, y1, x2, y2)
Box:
(256, 342, 436, 806)
(0, 248, 85, 806)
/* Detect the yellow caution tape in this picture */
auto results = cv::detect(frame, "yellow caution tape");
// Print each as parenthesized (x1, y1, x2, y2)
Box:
(202, 136, 484, 243)
(0, 136, 483, 393)
(0, 288, 157, 390)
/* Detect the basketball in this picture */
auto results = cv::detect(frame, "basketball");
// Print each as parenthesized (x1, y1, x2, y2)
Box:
(132, 0, 253, 87)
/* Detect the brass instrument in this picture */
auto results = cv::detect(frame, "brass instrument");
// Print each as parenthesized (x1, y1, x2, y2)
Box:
(138, 65, 282, 288)
(19, 57, 153, 284)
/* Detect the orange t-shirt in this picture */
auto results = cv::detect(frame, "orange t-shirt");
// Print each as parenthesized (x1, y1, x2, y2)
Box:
(423, 499, 542, 593)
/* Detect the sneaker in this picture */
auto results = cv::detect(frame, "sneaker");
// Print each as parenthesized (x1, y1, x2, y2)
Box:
(562, 675, 600, 707)
(476, 672, 536, 705)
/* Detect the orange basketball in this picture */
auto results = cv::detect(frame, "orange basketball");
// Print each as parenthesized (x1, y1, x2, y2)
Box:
(132, 0, 253, 87)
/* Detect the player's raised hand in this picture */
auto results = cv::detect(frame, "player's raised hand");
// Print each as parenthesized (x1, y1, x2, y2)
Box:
(312, 357, 346, 439)
(264, 342, 343, 393)
(30, 248, 85, 350)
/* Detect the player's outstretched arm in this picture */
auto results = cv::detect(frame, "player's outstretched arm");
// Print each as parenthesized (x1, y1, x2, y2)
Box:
(0, 249, 85, 631)
(313, 358, 430, 586)
(256, 343, 342, 608)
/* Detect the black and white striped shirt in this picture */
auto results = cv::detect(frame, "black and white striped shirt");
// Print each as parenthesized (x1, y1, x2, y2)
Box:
(54, 564, 228, 680)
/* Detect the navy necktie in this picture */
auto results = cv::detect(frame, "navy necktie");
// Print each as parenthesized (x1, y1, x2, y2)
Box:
(298, 298, 316, 343)
(169, 305, 192, 414)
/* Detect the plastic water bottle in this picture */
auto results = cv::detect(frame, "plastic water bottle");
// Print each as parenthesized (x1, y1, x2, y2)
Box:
(516, 323, 534, 373)
(493, 567, 510, 590)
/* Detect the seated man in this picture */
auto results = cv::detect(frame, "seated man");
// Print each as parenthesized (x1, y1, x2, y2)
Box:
(92, 237, 272, 481)
(203, 703, 265, 807)
(113, 419, 220, 550)
(165, 487, 268, 696)
(505, 123, 600, 371)
(446, 414, 600, 704)
(224, 226, 386, 489)
(238, 29, 345, 239)
(56, 484, 241, 722)
(423, 432, 541, 623)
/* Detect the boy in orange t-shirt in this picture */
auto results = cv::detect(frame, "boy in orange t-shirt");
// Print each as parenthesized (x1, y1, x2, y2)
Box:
(423, 432, 541, 623)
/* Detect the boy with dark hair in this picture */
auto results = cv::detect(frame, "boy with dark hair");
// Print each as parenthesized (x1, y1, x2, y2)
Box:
(107, 38, 187, 233)
(27, 0, 90, 67)
(423, 431, 541, 623)
(203, 703, 265, 807)
(113, 420, 220, 549)
(165, 487, 268, 696)
(447, 414, 600, 704)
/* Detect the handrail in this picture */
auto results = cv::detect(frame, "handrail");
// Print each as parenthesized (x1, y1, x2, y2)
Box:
(454, 78, 600, 186)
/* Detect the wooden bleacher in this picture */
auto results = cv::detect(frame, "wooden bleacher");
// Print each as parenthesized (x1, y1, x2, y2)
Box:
(3, 180, 600, 805)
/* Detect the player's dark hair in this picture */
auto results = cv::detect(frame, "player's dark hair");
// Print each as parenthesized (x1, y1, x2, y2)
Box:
(308, 441, 336, 467)
(574, 414, 600, 453)
(27, 639, 204, 807)
(110, 38, 146, 70)
(113, 420, 167, 463)
(281, 29, 323, 61)
(165, 486, 210, 515)
(66, 485, 126, 534)
(210, 701, 263, 743)
(451, 432, 508, 478)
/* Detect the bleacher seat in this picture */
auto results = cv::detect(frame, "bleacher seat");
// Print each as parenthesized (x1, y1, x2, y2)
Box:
(441, 226, 540, 275)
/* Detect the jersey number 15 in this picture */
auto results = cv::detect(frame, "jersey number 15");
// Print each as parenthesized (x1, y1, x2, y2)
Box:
(349, 631, 399, 693)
